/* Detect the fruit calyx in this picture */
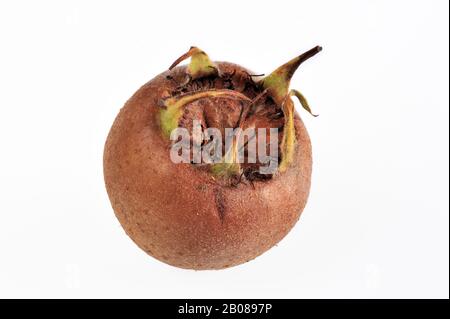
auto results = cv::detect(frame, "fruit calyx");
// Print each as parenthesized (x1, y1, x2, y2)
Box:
(160, 46, 322, 180)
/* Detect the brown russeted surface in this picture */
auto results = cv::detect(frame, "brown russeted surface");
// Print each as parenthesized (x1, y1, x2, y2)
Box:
(103, 62, 312, 270)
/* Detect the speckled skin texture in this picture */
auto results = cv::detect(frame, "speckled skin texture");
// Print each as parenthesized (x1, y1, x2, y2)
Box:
(103, 62, 312, 270)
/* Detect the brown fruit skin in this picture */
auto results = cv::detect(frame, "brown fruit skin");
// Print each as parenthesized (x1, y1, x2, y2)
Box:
(103, 62, 312, 270)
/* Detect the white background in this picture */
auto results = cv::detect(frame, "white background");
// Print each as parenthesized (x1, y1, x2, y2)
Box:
(0, 0, 448, 298)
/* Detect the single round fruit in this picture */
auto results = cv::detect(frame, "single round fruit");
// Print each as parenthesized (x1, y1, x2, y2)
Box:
(104, 46, 321, 269)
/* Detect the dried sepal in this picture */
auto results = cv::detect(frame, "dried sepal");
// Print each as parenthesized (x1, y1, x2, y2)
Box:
(169, 46, 218, 80)
(290, 89, 318, 117)
(210, 145, 241, 178)
(259, 46, 321, 172)
(260, 46, 322, 106)
(210, 90, 268, 178)
(278, 97, 296, 173)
